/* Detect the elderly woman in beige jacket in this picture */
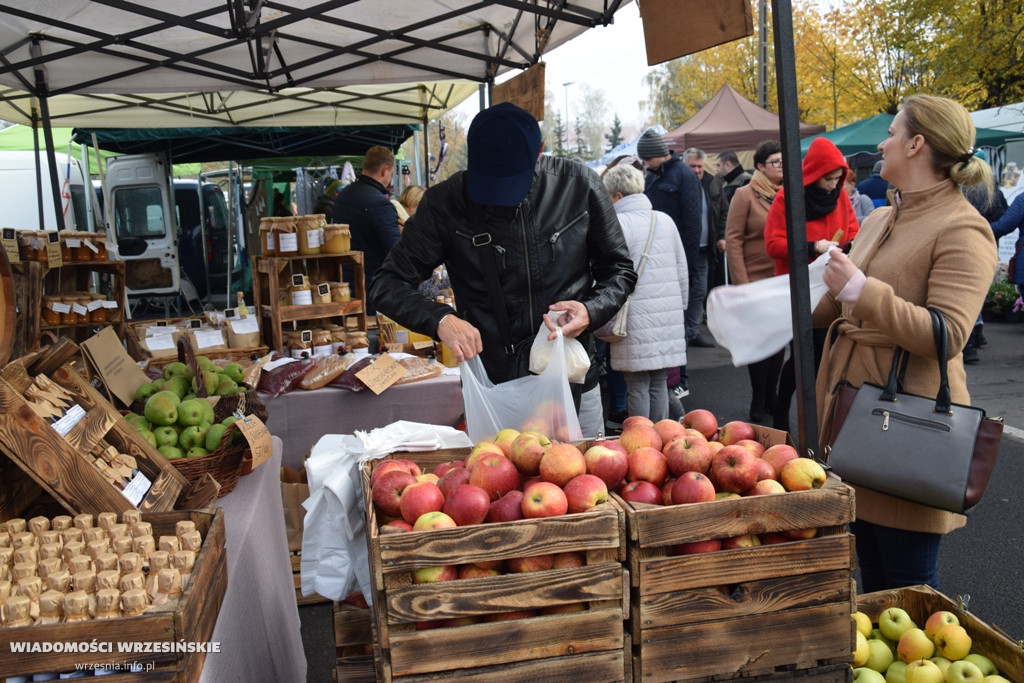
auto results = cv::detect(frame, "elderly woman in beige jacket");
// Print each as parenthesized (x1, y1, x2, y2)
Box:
(815, 94, 998, 592)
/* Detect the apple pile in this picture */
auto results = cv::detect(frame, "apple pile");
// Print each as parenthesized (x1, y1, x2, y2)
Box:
(850, 607, 1011, 683)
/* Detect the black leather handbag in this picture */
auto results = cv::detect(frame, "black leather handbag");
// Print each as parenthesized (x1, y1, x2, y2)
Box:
(825, 308, 1003, 513)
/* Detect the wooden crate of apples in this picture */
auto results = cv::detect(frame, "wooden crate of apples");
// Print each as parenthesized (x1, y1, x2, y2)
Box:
(610, 409, 857, 683)
(853, 585, 1022, 683)
(360, 435, 629, 683)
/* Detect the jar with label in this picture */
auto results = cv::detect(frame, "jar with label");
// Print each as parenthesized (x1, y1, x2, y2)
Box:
(93, 234, 108, 261)
(42, 295, 62, 326)
(323, 224, 351, 253)
(313, 213, 327, 252)
(71, 233, 94, 262)
(347, 331, 369, 351)
(311, 329, 333, 356)
(327, 325, 347, 353)
(73, 294, 92, 323)
(60, 237, 73, 262)
(275, 216, 299, 255)
(290, 281, 313, 306)
(296, 215, 323, 255)
(88, 293, 108, 323)
(60, 296, 78, 325)
(290, 335, 312, 359)
(258, 217, 277, 256)
(330, 281, 351, 303)
(311, 282, 332, 304)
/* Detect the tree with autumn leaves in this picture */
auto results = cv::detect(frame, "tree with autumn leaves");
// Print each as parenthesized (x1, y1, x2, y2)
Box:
(644, 0, 1023, 130)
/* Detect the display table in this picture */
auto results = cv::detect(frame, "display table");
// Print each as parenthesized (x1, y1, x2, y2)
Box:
(263, 372, 465, 470)
(200, 436, 307, 683)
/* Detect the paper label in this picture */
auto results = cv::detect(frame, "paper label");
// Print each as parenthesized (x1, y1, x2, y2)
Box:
(87, 299, 105, 311)
(103, 300, 119, 309)
(65, 238, 83, 248)
(120, 471, 152, 506)
(355, 353, 407, 395)
(51, 404, 87, 436)
(278, 233, 299, 252)
(72, 303, 89, 315)
(193, 329, 225, 349)
(395, 329, 409, 344)
(312, 344, 333, 356)
(229, 317, 260, 334)
(307, 230, 322, 249)
(2, 227, 20, 263)
(51, 302, 72, 314)
(233, 415, 273, 470)
(291, 289, 312, 306)
(45, 231, 63, 267)
(146, 334, 177, 350)
(412, 340, 435, 351)
(85, 239, 100, 253)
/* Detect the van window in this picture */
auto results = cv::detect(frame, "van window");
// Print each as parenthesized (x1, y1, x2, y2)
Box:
(113, 186, 166, 239)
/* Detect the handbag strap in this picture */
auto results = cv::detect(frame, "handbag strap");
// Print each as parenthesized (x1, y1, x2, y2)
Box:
(879, 307, 952, 412)
(634, 212, 658, 280)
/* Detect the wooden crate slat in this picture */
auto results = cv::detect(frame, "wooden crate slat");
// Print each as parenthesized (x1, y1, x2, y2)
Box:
(335, 604, 373, 647)
(634, 603, 853, 683)
(386, 564, 623, 623)
(632, 569, 853, 635)
(385, 650, 627, 683)
(388, 607, 624, 677)
(63, 404, 117, 453)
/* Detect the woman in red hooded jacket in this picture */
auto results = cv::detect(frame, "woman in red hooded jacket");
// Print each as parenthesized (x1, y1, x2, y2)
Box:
(763, 137, 860, 431)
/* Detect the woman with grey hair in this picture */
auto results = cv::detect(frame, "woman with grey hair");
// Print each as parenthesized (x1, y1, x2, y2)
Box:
(601, 165, 689, 420)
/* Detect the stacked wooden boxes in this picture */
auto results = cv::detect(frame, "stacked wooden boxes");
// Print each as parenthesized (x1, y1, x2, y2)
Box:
(333, 599, 375, 682)
(0, 509, 228, 681)
(361, 448, 629, 683)
(617, 427, 857, 682)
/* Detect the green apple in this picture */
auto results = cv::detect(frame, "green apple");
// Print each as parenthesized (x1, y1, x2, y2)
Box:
(879, 607, 917, 642)
(946, 660, 985, 683)
(138, 429, 158, 448)
(853, 668, 886, 683)
(127, 414, 151, 432)
(963, 654, 997, 677)
(864, 638, 895, 673)
(133, 381, 159, 403)
(161, 374, 191, 400)
(162, 361, 190, 380)
(872, 628, 897, 655)
(982, 676, 1012, 683)
(215, 376, 238, 395)
(854, 631, 871, 667)
(205, 423, 228, 452)
(144, 391, 180, 426)
(153, 425, 179, 448)
(179, 425, 210, 451)
(186, 446, 209, 459)
(897, 627, 934, 662)
(929, 656, 951, 677)
(853, 611, 873, 639)
(886, 661, 908, 683)
(158, 445, 185, 460)
(904, 659, 944, 683)
(196, 355, 215, 372)
(198, 399, 216, 426)
(176, 398, 207, 427)
(222, 362, 245, 384)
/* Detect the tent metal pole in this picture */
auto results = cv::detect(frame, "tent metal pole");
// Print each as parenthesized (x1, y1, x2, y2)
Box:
(421, 115, 430, 188)
(30, 40, 66, 233)
(771, 0, 820, 458)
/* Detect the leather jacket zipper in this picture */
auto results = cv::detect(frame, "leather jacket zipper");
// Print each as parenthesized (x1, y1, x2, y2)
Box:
(518, 207, 535, 330)
(548, 210, 589, 260)
(872, 408, 950, 433)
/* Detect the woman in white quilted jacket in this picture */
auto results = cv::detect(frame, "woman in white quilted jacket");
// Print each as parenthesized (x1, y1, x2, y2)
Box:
(602, 164, 689, 421)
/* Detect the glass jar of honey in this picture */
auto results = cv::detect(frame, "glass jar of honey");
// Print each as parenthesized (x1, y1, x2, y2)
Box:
(296, 215, 323, 255)
(89, 293, 108, 323)
(60, 296, 78, 325)
(275, 217, 299, 255)
(60, 237, 73, 262)
(71, 233, 94, 262)
(73, 294, 92, 323)
(42, 295, 62, 326)
(312, 329, 333, 356)
(327, 325, 347, 353)
(93, 234, 108, 261)
(289, 282, 313, 306)
(329, 281, 351, 303)
(323, 224, 351, 254)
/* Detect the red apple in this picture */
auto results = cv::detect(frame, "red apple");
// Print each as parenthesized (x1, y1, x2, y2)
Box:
(383, 519, 414, 532)
(457, 564, 501, 580)
(521, 481, 569, 518)
(682, 409, 719, 440)
(436, 466, 472, 500)
(492, 428, 521, 458)
(744, 479, 787, 496)
(761, 444, 799, 478)
(707, 441, 725, 454)
(415, 472, 440, 484)
(627, 446, 669, 486)
(518, 416, 550, 437)
(469, 453, 522, 501)
(734, 438, 766, 458)
(755, 458, 777, 482)
(371, 469, 417, 518)
(721, 534, 761, 549)
(622, 415, 654, 429)
(663, 435, 714, 476)
(442, 484, 491, 526)
(412, 510, 458, 531)
(412, 564, 457, 583)
(509, 431, 552, 476)
(539, 443, 587, 487)
(506, 554, 555, 573)
(399, 480, 445, 524)
(653, 419, 687, 446)
(563, 474, 609, 513)
(711, 445, 760, 493)
(673, 538, 722, 555)
(779, 458, 827, 491)
(583, 442, 629, 489)
(783, 527, 819, 540)
(370, 460, 413, 486)
(670, 471, 717, 504)
(433, 460, 458, 478)
(718, 420, 756, 446)
(619, 479, 663, 506)
(619, 423, 663, 454)
(465, 441, 505, 471)
(473, 558, 506, 571)
(485, 490, 525, 523)
(393, 458, 423, 477)
(342, 591, 369, 609)
(661, 478, 675, 505)
(552, 551, 585, 569)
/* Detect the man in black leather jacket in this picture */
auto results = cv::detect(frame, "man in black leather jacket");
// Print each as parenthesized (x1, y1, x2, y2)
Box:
(370, 102, 636, 394)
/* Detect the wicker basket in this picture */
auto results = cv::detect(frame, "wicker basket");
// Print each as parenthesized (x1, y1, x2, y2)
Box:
(170, 434, 247, 497)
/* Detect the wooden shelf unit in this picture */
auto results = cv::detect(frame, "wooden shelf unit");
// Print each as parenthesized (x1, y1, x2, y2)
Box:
(253, 252, 366, 352)
(10, 259, 126, 357)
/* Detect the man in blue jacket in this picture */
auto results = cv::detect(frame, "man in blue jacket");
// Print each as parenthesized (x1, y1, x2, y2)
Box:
(333, 146, 399, 314)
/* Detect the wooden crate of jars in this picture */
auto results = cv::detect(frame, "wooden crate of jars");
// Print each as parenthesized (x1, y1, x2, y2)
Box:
(616, 426, 857, 683)
(0, 508, 227, 682)
(857, 585, 1024, 682)
(361, 447, 630, 683)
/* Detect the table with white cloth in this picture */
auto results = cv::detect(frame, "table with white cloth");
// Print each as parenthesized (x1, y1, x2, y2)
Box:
(263, 372, 465, 470)
(199, 435, 306, 683)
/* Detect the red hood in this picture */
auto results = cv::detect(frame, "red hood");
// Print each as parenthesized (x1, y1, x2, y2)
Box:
(802, 137, 848, 186)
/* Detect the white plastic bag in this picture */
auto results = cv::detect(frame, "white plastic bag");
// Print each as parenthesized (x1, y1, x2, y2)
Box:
(706, 251, 832, 367)
(528, 312, 589, 383)
(462, 330, 583, 443)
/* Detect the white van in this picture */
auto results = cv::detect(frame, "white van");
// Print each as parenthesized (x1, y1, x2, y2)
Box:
(0, 150, 102, 232)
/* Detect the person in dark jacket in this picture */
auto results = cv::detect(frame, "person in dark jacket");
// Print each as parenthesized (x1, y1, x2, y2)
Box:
(717, 151, 752, 204)
(333, 146, 399, 314)
(682, 147, 729, 299)
(370, 102, 637, 401)
(857, 160, 890, 206)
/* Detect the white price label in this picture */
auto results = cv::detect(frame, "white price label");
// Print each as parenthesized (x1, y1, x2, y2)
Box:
(147, 334, 176, 350)
(87, 299, 105, 311)
(51, 302, 72, 314)
(51, 404, 87, 436)
(193, 329, 225, 349)
(229, 317, 260, 334)
(120, 471, 152, 506)
(72, 303, 89, 315)
(65, 238, 82, 248)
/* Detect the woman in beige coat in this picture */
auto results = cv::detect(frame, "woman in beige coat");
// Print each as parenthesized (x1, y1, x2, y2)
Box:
(815, 94, 998, 592)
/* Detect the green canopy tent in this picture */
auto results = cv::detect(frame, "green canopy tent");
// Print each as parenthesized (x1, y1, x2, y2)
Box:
(801, 113, 1016, 155)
